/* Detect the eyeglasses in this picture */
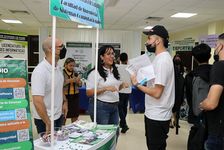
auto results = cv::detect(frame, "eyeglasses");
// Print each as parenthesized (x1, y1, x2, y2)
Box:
(105, 52, 115, 56)
(56, 44, 64, 50)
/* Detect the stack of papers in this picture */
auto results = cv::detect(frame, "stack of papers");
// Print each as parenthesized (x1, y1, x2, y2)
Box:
(126, 54, 155, 84)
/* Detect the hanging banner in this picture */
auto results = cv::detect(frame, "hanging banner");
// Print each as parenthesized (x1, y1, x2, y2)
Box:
(66, 42, 92, 79)
(50, 0, 104, 28)
(0, 59, 33, 150)
(0, 33, 28, 59)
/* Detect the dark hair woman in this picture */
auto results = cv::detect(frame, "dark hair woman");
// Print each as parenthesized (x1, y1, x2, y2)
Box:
(63, 58, 82, 124)
(86, 45, 128, 126)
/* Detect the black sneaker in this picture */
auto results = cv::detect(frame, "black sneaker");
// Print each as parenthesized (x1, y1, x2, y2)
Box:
(121, 126, 129, 133)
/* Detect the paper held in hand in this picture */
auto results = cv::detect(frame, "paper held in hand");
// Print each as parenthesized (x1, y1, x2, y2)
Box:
(125, 54, 155, 85)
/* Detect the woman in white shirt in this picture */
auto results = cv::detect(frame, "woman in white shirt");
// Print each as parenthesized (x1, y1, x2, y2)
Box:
(86, 45, 128, 125)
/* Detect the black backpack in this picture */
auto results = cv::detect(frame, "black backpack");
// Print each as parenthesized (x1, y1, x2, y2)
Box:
(192, 76, 209, 116)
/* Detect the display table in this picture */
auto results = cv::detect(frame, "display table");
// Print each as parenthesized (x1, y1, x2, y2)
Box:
(34, 122, 117, 150)
(129, 86, 145, 113)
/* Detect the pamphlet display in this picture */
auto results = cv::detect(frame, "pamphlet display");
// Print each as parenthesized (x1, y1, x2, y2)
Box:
(0, 59, 33, 149)
(34, 120, 117, 150)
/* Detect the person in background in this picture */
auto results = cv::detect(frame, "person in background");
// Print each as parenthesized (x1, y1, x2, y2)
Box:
(187, 43, 212, 150)
(31, 37, 68, 134)
(171, 54, 185, 130)
(86, 45, 129, 126)
(117, 52, 131, 133)
(191, 43, 211, 124)
(131, 25, 175, 150)
(200, 33, 224, 150)
(63, 58, 82, 124)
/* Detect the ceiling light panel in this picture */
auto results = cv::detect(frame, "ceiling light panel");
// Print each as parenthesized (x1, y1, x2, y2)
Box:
(1, 19, 22, 24)
(171, 13, 197, 18)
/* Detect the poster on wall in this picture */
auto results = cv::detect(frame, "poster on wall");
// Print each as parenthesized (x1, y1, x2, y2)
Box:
(0, 33, 28, 59)
(200, 34, 218, 48)
(66, 42, 92, 79)
(99, 43, 121, 64)
(0, 59, 33, 150)
(171, 38, 195, 52)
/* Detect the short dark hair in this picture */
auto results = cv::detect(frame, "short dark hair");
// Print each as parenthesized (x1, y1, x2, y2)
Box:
(192, 43, 211, 63)
(119, 53, 128, 62)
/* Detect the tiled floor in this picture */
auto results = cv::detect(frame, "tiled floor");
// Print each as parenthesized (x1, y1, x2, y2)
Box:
(32, 113, 190, 150)
(117, 114, 190, 150)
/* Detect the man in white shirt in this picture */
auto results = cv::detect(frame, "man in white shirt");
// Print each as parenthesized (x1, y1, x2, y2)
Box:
(131, 25, 175, 150)
(31, 37, 68, 134)
(117, 52, 132, 133)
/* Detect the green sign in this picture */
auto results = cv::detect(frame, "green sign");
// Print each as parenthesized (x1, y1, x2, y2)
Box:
(0, 59, 33, 149)
(50, 0, 104, 29)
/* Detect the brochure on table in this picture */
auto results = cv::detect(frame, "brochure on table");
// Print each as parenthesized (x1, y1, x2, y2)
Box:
(0, 59, 34, 149)
(126, 54, 155, 85)
(34, 120, 117, 150)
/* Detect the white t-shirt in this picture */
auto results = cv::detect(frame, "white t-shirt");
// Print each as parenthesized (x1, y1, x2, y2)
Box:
(86, 68, 122, 103)
(31, 58, 64, 120)
(145, 51, 175, 121)
(116, 64, 132, 94)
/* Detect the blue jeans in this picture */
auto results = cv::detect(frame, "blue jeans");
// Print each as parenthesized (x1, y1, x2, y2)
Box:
(205, 135, 224, 150)
(88, 99, 119, 125)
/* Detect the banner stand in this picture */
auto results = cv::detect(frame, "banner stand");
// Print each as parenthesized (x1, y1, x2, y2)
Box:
(50, 15, 57, 148)
(93, 28, 99, 124)
(49, 0, 104, 148)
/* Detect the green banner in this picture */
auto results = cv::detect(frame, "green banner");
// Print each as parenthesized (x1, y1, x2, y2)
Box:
(50, 0, 104, 29)
(0, 59, 33, 149)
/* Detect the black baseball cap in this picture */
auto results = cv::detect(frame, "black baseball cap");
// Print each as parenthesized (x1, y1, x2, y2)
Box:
(143, 25, 169, 40)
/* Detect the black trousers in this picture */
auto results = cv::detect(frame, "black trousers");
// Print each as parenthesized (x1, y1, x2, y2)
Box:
(145, 116, 170, 150)
(118, 93, 130, 128)
(34, 115, 64, 134)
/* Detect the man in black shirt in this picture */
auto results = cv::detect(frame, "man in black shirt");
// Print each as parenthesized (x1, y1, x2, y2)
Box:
(200, 33, 224, 150)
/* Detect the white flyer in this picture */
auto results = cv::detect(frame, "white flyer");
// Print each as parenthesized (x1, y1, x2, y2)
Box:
(126, 54, 155, 84)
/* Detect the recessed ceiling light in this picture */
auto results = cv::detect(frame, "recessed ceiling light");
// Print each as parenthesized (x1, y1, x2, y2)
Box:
(78, 25, 92, 29)
(1, 19, 22, 24)
(144, 26, 153, 30)
(171, 13, 197, 18)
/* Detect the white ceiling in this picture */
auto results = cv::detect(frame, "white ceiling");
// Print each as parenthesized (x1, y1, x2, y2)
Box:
(0, 0, 224, 35)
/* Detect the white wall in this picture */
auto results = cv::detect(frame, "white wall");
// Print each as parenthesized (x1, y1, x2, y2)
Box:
(39, 27, 142, 63)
